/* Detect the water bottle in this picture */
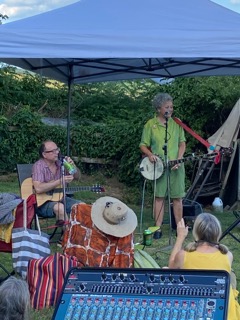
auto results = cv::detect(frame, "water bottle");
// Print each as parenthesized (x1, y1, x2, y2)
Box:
(63, 159, 77, 175)
(212, 197, 223, 213)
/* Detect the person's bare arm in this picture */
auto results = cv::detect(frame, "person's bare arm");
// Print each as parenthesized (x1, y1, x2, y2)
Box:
(227, 251, 233, 266)
(73, 167, 81, 180)
(178, 141, 186, 159)
(172, 141, 186, 170)
(168, 218, 188, 268)
(33, 175, 74, 194)
(140, 145, 158, 162)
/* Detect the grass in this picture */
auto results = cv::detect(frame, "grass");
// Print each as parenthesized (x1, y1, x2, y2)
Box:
(0, 173, 240, 318)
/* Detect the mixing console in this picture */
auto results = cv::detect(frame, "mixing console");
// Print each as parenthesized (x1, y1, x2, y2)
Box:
(52, 267, 230, 320)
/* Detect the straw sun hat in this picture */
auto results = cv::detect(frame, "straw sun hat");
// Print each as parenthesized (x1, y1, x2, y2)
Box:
(91, 196, 137, 238)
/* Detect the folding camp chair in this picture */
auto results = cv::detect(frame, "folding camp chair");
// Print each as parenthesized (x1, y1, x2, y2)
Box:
(16, 164, 63, 242)
(0, 194, 36, 282)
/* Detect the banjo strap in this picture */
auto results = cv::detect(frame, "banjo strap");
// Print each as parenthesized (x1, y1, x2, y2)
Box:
(173, 117, 220, 164)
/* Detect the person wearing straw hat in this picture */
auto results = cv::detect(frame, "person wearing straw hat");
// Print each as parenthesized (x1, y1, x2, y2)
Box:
(62, 196, 137, 268)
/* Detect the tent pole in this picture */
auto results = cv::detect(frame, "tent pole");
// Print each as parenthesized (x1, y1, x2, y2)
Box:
(66, 67, 73, 156)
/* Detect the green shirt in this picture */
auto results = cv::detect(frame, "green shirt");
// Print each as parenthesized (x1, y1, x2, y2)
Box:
(139, 116, 186, 160)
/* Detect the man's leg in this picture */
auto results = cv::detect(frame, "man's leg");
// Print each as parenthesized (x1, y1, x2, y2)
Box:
(172, 198, 183, 226)
(154, 197, 165, 227)
(53, 202, 65, 221)
(65, 197, 83, 215)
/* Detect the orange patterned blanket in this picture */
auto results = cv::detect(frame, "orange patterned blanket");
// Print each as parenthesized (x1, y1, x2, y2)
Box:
(62, 203, 134, 268)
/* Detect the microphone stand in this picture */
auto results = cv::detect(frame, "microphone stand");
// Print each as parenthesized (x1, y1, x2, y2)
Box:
(162, 114, 173, 249)
(59, 155, 67, 221)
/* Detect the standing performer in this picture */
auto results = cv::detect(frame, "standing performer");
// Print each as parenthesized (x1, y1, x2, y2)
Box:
(139, 93, 186, 237)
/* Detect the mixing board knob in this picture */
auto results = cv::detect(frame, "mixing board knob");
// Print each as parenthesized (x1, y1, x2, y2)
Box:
(130, 274, 136, 282)
(146, 286, 153, 293)
(119, 273, 125, 281)
(160, 275, 165, 282)
(112, 274, 117, 281)
(101, 273, 107, 281)
(149, 274, 155, 282)
(79, 284, 85, 292)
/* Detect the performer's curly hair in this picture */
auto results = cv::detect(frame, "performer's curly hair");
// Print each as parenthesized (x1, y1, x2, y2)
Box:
(152, 93, 173, 112)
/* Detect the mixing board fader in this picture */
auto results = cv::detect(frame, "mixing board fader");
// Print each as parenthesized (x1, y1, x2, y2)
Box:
(52, 268, 230, 320)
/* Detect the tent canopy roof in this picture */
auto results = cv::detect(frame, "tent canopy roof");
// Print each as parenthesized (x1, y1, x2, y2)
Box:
(1, 0, 240, 83)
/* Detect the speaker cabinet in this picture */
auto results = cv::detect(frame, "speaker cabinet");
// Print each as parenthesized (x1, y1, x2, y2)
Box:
(171, 200, 202, 230)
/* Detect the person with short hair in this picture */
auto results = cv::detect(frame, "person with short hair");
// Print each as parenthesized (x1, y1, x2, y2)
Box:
(32, 140, 82, 223)
(169, 213, 240, 319)
(0, 276, 30, 320)
(140, 93, 186, 237)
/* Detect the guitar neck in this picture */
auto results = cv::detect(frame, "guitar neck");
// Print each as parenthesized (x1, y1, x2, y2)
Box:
(54, 186, 94, 193)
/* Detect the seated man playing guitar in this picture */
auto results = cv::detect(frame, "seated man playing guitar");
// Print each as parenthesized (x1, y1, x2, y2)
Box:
(32, 140, 82, 224)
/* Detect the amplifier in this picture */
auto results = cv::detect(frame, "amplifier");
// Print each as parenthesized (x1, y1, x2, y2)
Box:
(171, 200, 203, 230)
(52, 267, 230, 320)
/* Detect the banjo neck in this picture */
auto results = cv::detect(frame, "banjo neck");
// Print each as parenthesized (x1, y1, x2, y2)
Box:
(167, 153, 217, 167)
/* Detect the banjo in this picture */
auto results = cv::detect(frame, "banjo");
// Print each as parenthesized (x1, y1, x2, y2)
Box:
(139, 152, 223, 180)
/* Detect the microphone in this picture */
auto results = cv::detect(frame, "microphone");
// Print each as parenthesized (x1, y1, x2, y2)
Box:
(58, 153, 65, 161)
(164, 112, 169, 117)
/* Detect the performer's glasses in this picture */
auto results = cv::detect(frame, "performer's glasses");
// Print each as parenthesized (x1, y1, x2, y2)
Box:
(44, 147, 60, 154)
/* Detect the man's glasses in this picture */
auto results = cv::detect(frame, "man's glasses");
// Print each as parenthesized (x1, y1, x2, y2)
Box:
(44, 147, 60, 154)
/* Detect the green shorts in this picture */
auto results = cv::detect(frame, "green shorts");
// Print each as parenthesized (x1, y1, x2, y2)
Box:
(153, 164, 185, 198)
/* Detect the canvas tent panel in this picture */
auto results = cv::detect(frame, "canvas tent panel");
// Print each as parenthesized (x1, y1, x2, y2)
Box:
(208, 99, 240, 149)
(221, 140, 240, 209)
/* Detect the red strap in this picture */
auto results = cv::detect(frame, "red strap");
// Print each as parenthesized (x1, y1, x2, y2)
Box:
(173, 117, 220, 164)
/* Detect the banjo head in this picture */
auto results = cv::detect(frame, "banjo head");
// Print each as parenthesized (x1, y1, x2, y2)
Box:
(139, 156, 164, 180)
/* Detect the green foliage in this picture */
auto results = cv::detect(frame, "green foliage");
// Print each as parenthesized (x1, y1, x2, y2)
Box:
(0, 66, 68, 117)
(0, 13, 8, 24)
(0, 69, 239, 186)
(72, 80, 154, 122)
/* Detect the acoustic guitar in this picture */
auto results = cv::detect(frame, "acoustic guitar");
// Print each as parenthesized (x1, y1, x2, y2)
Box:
(21, 177, 105, 207)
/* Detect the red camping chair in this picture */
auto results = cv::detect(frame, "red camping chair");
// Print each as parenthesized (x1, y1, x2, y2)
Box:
(0, 194, 36, 282)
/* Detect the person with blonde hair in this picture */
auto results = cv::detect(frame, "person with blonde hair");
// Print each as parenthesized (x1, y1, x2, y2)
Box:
(0, 276, 30, 320)
(169, 212, 240, 320)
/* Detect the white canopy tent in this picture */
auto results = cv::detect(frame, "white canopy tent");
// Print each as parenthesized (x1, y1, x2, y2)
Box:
(1, 0, 240, 84)
(0, 0, 240, 209)
(1, 0, 240, 154)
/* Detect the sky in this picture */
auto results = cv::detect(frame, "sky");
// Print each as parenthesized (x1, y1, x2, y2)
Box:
(1, 0, 240, 23)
